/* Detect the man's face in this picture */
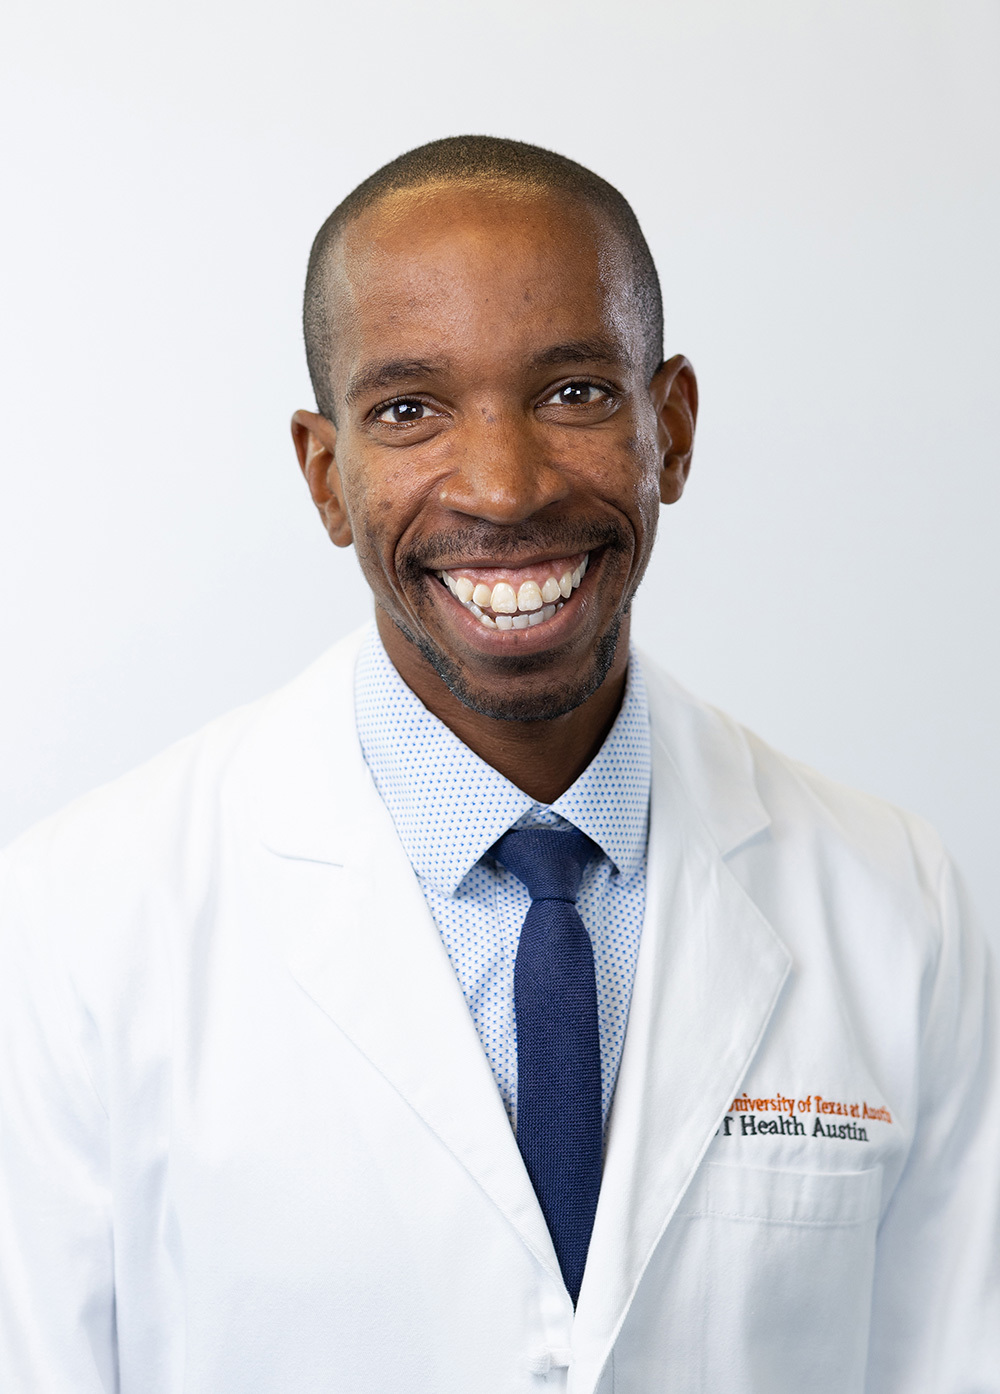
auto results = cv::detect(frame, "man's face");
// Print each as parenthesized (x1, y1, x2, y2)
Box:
(298, 182, 692, 721)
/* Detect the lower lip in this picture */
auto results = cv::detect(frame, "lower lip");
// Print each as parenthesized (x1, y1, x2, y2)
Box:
(427, 556, 598, 653)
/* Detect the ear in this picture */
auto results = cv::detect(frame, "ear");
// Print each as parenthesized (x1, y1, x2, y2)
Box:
(291, 409, 353, 547)
(649, 355, 698, 505)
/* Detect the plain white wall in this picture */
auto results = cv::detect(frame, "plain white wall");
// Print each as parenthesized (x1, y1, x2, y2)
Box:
(2, 0, 997, 943)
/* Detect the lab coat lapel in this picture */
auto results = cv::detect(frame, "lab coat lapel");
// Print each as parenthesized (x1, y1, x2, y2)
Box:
(573, 663, 792, 1382)
(248, 629, 562, 1284)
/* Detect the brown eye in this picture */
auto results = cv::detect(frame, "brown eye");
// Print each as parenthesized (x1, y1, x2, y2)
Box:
(543, 382, 607, 407)
(376, 399, 428, 424)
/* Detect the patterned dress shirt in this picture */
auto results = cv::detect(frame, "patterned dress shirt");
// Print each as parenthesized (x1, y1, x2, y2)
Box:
(354, 625, 650, 1131)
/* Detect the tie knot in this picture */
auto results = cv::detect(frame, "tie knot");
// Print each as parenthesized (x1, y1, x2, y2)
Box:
(491, 826, 596, 903)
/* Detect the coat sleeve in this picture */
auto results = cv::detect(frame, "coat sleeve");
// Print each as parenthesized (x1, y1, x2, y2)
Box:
(865, 852, 1000, 1392)
(0, 849, 119, 1392)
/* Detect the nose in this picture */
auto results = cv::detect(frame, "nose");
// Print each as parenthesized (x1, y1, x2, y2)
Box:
(435, 413, 570, 524)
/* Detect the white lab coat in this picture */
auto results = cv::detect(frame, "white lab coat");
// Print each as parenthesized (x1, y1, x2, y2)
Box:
(0, 627, 997, 1393)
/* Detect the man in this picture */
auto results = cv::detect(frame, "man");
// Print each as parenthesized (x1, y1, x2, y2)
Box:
(0, 136, 997, 1392)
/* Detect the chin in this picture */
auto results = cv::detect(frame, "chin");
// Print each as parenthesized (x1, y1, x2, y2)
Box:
(412, 616, 624, 724)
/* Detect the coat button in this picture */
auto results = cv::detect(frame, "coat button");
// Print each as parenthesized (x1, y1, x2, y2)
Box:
(527, 1348, 572, 1376)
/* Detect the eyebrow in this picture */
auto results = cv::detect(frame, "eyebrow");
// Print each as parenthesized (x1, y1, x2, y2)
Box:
(345, 356, 446, 407)
(526, 336, 628, 371)
(344, 359, 445, 406)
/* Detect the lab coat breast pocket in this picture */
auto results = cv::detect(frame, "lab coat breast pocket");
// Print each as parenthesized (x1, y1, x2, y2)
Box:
(612, 1162, 883, 1394)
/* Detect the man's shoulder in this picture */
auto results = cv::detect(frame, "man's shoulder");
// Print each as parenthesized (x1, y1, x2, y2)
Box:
(1, 627, 367, 896)
(638, 650, 949, 899)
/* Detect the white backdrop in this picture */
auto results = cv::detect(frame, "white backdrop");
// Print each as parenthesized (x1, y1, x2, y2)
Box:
(2, 0, 997, 944)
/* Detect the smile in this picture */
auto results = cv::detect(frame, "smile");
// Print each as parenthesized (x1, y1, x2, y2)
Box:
(435, 553, 590, 630)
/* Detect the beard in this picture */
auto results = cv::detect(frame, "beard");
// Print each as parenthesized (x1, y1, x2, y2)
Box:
(402, 609, 627, 722)
(385, 516, 636, 722)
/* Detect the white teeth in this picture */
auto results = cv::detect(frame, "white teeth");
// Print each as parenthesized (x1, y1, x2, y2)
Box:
(491, 582, 518, 614)
(447, 555, 588, 628)
(517, 580, 543, 611)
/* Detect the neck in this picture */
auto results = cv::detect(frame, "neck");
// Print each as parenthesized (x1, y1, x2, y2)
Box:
(376, 615, 629, 804)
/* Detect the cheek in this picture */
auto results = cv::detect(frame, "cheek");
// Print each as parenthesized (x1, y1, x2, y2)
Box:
(344, 470, 432, 597)
(340, 457, 415, 543)
(621, 432, 663, 514)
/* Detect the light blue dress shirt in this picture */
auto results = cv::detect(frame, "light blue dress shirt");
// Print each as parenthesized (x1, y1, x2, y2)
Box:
(354, 626, 651, 1130)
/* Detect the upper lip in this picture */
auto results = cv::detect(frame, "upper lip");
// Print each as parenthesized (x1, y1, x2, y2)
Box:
(429, 547, 593, 572)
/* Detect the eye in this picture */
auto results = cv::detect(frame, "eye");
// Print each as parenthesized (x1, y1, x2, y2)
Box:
(542, 382, 609, 407)
(374, 398, 435, 424)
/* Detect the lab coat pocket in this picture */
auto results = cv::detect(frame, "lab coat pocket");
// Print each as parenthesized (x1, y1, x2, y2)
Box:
(614, 1161, 882, 1394)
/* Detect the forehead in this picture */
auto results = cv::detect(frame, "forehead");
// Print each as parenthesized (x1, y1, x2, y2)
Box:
(325, 182, 640, 391)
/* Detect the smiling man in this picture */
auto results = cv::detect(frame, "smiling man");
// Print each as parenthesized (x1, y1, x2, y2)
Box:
(1, 137, 997, 1393)
(292, 155, 693, 798)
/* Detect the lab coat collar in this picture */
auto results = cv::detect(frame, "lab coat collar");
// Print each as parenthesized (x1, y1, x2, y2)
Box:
(248, 627, 369, 869)
(639, 651, 772, 858)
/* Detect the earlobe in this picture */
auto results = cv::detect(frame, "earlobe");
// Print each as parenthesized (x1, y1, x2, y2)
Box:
(290, 409, 354, 548)
(659, 458, 687, 506)
(649, 355, 698, 507)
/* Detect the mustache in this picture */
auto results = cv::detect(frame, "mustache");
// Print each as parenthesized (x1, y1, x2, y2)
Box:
(399, 518, 629, 580)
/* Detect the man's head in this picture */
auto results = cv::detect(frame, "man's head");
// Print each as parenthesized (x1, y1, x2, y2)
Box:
(293, 136, 697, 728)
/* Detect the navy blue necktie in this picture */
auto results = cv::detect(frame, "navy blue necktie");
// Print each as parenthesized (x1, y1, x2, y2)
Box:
(491, 826, 602, 1305)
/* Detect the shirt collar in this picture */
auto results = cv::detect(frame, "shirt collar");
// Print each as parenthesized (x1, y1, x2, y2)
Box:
(355, 625, 651, 896)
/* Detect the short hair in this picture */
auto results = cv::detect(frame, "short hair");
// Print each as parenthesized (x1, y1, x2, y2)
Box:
(303, 135, 664, 421)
